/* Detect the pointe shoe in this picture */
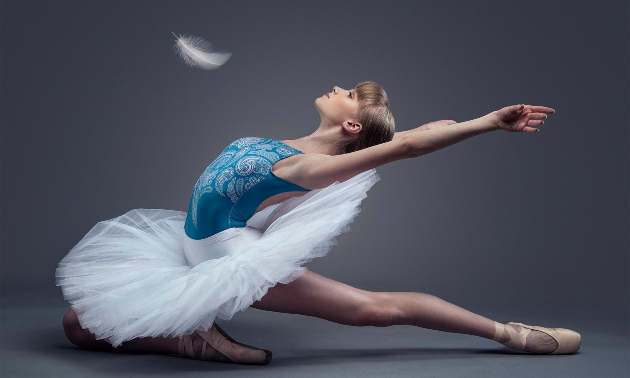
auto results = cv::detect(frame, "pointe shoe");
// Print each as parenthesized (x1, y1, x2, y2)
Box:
(179, 323, 272, 364)
(493, 321, 581, 354)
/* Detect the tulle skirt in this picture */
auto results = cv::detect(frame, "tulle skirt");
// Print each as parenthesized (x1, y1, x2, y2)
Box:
(56, 170, 378, 347)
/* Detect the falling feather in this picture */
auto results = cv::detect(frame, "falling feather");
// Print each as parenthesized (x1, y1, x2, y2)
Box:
(172, 33, 231, 70)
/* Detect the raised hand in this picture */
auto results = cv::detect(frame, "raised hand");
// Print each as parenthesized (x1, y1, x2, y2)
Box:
(494, 104, 555, 133)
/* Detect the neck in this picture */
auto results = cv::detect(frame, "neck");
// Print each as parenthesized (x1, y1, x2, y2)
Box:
(283, 125, 350, 156)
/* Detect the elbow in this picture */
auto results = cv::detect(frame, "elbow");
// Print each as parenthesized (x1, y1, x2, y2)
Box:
(399, 135, 423, 158)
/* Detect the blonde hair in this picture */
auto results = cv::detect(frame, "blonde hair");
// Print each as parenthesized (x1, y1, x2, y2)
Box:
(344, 81, 395, 153)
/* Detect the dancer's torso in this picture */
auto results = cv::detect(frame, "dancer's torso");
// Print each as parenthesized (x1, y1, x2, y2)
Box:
(185, 137, 310, 239)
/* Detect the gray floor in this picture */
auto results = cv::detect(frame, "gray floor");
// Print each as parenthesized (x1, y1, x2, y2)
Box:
(1, 289, 628, 378)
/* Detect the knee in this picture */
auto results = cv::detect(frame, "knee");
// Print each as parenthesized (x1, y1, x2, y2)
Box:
(62, 308, 89, 348)
(353, 293, 402, 327)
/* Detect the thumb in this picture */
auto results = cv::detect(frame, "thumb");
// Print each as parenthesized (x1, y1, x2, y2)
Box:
(508, 104, 525, 114)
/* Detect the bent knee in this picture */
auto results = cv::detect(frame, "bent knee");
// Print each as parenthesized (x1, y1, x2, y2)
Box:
(62, 308, 90, 348)
(354, 293, 403, 327)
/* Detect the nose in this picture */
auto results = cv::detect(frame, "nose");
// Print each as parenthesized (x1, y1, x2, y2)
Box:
(333, 86, 339, 94)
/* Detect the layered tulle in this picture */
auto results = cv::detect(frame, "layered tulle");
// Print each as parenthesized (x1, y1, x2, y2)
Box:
(56, 170, 378, 347)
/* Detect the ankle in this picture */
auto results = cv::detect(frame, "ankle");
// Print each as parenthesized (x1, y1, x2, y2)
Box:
(499, 323, 520, 344)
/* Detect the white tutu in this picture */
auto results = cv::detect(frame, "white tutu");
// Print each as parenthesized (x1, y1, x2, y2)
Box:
(56, 170, 379, 347)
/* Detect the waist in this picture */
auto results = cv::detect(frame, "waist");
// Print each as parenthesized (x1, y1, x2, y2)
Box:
(183, 226, 262, 267)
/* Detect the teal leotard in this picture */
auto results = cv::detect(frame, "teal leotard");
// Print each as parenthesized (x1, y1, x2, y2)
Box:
(184, 137, 310, 239)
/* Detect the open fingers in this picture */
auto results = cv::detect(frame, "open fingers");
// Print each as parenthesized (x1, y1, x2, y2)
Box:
(524, 112, 545, 132)
(521, 114, 537, 132)
(527, 111, 549, 128)
(500, 104, 554, 132)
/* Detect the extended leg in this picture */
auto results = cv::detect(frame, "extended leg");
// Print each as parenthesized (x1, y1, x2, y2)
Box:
(253, 271, 559, 352)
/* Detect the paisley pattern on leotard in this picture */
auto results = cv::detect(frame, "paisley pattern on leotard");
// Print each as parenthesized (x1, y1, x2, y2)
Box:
(185, 137, 309, 239)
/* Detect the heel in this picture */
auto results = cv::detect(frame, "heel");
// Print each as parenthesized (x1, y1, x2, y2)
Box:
(179, 323, 272, 364)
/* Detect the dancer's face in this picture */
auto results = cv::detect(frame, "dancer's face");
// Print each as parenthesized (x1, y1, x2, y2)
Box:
(315, 86, 359, 126)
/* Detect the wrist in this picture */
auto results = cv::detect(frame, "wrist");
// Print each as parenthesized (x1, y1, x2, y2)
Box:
(483, 112, 500, 131)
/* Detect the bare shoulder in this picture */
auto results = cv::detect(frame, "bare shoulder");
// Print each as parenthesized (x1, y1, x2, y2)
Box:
(271, 154, 329, 190)
(273, 137, 412, 190)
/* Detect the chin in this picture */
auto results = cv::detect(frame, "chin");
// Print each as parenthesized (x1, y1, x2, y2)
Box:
(314, 98, 323, 111)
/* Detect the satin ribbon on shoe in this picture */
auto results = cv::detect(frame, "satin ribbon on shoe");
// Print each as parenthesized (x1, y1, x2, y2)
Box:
(493, 321, 581, 354)
(179, 324, 272, 364)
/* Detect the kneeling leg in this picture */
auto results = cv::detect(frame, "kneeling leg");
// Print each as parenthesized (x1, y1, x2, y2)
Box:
(63, 308, 179, 354)
(62, 308, 270, 362)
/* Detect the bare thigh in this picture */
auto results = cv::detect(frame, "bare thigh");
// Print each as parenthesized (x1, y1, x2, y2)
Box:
(252, 270, 497, 338)
(252, 270, 377, 325)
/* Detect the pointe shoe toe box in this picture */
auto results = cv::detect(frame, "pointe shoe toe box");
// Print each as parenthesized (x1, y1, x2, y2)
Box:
(550, 328, 581, 355)
(508, 322, 581, 354)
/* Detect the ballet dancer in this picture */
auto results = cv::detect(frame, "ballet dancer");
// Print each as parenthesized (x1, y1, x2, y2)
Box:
(58, 82, 580, 365)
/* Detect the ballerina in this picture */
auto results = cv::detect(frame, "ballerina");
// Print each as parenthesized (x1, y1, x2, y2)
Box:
(57, 82, 580, 365)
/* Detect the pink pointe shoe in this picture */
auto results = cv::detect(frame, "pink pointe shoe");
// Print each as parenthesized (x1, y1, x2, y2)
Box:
(179, 323, 272, 364)
(493, 321, 581, 354)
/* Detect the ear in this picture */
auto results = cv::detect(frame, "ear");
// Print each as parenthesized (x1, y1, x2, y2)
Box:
(342, 121, 362, 135)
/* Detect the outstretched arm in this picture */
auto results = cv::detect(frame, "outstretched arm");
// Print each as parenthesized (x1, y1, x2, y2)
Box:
(281, 104, 554, 189)
(392, 119, 457, 140)
(398, 104, 553, 155)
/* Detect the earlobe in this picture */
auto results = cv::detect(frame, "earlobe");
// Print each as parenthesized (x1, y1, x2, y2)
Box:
(343, 121, 362, 135)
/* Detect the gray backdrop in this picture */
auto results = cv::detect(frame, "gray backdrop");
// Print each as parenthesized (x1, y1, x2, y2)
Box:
(1, 0, 628, 317)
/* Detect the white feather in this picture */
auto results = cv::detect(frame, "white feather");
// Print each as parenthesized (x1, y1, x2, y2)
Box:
(172, 33, 231, 70)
